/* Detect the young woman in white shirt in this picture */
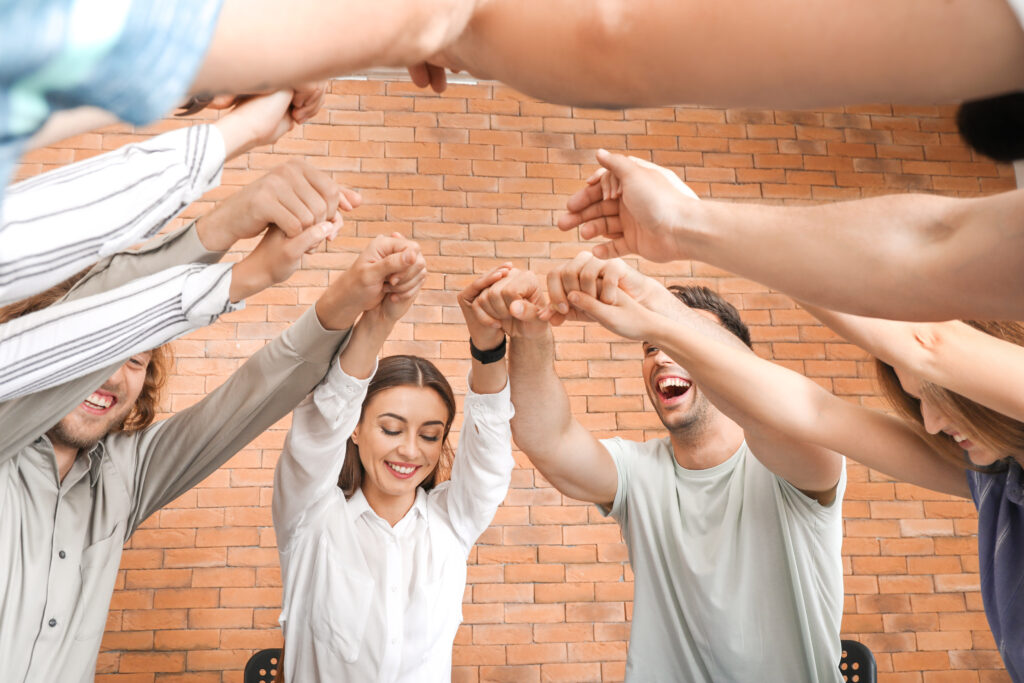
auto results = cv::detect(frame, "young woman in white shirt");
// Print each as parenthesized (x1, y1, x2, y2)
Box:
(272, 263, 516, 683)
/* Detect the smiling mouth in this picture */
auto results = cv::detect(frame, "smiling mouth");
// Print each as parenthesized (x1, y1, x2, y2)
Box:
(81, 391, 117, 415)
(654, 376, 692, 405)
(385, 461, 421, 479)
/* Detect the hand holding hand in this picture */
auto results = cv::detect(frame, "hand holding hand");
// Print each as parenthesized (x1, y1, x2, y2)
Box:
(544, 252, 663, 324)
(316, 234, 426, 331)
(473, 268, 550, 339)
(557, 150, 699, 262)
(197, 160, 361, 251)
(289, 82, 327, 124)
(564, 283, 662, 343)
(213, 90, 296, 159)
(457, 263, 514, 350)
(228, 223, 330, 302)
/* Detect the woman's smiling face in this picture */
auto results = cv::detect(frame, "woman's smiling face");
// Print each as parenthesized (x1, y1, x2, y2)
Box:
(351, 385, 450, 501)
(893, 366, 1002, 467)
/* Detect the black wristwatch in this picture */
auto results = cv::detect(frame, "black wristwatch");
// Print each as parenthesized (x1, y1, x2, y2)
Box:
(470, 336, 507, 364)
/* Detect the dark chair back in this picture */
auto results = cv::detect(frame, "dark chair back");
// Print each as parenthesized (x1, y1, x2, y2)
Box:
(840, 639, 877, 683)
(244, 648, 282, 683)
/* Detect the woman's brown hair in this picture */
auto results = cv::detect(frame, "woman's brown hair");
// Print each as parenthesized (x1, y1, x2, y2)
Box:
(874, 320, 1024, 471)
(338, 355, 457, 498)
(0, 270, 171, 432)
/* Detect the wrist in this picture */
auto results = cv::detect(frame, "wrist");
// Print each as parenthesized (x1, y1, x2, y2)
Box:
(228, 259, 269, 303)
(675, 195, 716, 262)
(470, 335, 506, 364)
(315, 287, 364, 331)
(195, 210, 240, 253)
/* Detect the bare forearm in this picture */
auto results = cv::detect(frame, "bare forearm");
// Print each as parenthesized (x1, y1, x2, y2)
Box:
(684, 190, 1024, 320)
(449, 0, 1024, 108)
(192, 0, 476, 94)
(809, 305, 1024, 422)
(508, 332, 573, 457)
(339, 316, 391, 380)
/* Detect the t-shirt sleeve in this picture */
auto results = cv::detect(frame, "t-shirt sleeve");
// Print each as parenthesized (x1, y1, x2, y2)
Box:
(596, 437, 636, 527)
(773, 456, 848, 525)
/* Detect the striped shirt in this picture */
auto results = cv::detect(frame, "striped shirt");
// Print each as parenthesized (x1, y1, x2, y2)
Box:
(0, 0, 224, 213)
(1, 123, 226, 305)
(0, 221, 228, 458)
(0, 260, 239, 403)
(0, 122, 239, 405)
(968, 461, 1024, 681)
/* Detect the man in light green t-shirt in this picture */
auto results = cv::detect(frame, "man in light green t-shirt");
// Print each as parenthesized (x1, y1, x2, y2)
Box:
(477, 257, 845, 682)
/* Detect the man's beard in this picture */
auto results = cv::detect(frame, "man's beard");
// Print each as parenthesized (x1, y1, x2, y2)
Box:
(654, 392, 712, 440)
(48, 412, 127, 452)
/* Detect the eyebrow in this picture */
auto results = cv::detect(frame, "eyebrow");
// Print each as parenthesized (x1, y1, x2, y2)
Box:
(379, 412, 445, 427)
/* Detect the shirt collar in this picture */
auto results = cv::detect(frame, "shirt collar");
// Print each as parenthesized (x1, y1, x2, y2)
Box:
(30, 436, 105, 488)
(348, 487, 430, 526)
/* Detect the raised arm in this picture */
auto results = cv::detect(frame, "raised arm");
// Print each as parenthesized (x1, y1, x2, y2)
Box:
(560, 150, 1024, 321)
(274, 236, 427, 545)
(805, 305, 1024, 423)
(1, 91, 303, 306)
(546, 254, 842, 503)
(564, 278, 969, 498)
(427, 0, 1024, 108)
(474, 269, 618, 506)
(123, 234, 426, 531)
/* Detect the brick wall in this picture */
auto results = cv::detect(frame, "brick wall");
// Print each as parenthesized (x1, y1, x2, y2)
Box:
(16, 78, 1018, 682)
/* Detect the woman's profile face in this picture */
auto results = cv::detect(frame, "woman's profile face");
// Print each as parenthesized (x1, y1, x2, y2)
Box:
(893, 367, 1001, 467)
(351, 385, 450, 500)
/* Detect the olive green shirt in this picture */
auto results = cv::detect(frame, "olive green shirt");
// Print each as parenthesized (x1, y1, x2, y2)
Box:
(0, 225, 351, 681)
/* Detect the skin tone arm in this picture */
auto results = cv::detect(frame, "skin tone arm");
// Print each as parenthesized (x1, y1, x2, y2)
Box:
(544, 254, 841, 503)
(559, 150, 1024, 321)
(473, 269, 619, 505)
(560, 279, 970, 498)
(190, 0, 482, 96)
(805, 304, 1024, 422)
(457, 265, 515, 395)
(336, 243, 428, 380)
(420, 0, 1024, 108)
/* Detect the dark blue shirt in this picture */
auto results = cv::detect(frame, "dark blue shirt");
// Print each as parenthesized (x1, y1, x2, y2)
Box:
(968, 460, 1024, 681)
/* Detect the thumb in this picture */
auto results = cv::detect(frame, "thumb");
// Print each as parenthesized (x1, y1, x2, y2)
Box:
(567, 290, 615, 323)
(293, 222, 328, 254)
(369, 249, 414, 280)
(596, 148, 637, 180)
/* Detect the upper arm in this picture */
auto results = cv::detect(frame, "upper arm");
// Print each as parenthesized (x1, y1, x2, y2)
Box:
(743, 425, 843, 506)
(456, 0, 1024, 108)
(513, 414, 619, 506)
(816, 394, 970, 499)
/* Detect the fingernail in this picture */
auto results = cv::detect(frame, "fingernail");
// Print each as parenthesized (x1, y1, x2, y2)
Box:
(556, 303, 568, 314)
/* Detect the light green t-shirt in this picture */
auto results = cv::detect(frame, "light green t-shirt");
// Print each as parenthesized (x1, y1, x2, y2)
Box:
(600, 437, 846, 683)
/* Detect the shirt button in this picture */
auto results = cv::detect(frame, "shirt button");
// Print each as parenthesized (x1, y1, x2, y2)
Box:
(48, 618, 57, 628)
(58, 550, 66, 559)
(390, 585, 397, 593)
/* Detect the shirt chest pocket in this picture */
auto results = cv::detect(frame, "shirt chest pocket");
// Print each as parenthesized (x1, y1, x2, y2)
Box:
(75, 530, 123, 642)
(310, 538, 375, 663)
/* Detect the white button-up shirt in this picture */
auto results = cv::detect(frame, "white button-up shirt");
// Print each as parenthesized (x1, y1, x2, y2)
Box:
(273, 362, 514, 683)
